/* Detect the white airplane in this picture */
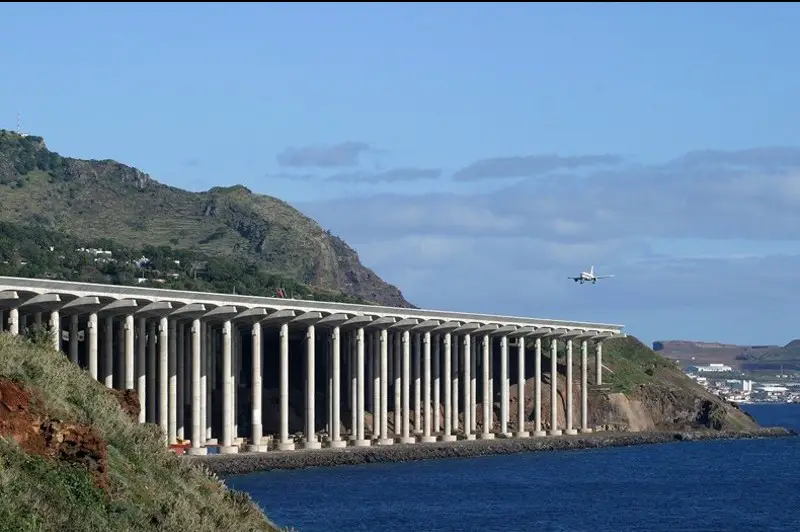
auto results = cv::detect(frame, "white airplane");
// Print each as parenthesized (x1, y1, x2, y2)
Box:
(569, 265, 614, 284)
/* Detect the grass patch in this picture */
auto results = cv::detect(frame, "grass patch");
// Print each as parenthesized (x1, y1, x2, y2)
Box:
(0, 333, 284, 532)
(601, 337, 676, 394)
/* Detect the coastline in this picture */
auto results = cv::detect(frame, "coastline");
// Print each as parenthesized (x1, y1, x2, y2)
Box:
(190, 427, 796, 476)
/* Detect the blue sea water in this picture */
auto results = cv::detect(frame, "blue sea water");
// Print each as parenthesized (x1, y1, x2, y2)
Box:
(228, 404, 800, 532)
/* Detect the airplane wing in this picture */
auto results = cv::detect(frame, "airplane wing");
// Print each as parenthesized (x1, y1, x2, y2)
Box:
(595, 274, 615, 279)
(568, 276, 580, 281)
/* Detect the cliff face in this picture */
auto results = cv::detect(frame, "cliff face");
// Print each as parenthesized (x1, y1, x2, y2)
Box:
(0, 130, 412, 307)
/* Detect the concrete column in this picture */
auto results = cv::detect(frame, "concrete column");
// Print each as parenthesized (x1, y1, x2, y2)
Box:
(249, 321, 265, 451)
(203, 323, 211, 443)
(350, 333, 357, 442)
(187, 319, 206, 455)
(221, 320, 237, 453)
(278, 322, 293, 450)
(441, 333, 455, 441)
(549, 337, 562, 436)
(69, 314, 79, 365)
(168, 319, 177, 445)
(122, 315, 133, 392)
(177, 321, 185, 440)
(326, 334, 332, 437)
(117, 320, 125, 389)
(88, 313, 98, 380)
(136, 318, 146, 423)
(355, 327, 369, 446)
(500, 336, 509, 437)
(159, 317, 169, 440)
(232, 324, 239, 441)
(378, 329, 392, 445)
(413, 333, 421, 434)
(372, 332, 381, 439)
(581, 339, 591, 433)
(534, 338, 545, 436)
(8, 308, 18, 335)
(49, 310, 60, 352)
(463, 334, 474, 440)
(393, 332, 402, 437)
(304, 325, 321, 449)
(515, 337, 529, 438)
(596, 341, 603, 385)
(183, 325, 191, 430)
(565, 339, 576, 435)
(452, 337, 459, 434)
(104, 317, 113, 388)
(330, 326, 345, 447)
(146, 321, 156, 422)
(470, 337, 477, 434)
(480, 335, 494, 439)
(433, 334, 440, 434)
(421, 331, 435, 443)
(400, 329, 414, 444)
(0, 310, 4, 332)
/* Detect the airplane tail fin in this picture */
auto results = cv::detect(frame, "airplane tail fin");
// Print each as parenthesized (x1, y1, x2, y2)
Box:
(589, 265, 594, 276)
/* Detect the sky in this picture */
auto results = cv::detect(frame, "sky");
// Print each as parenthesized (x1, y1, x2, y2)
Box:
(2, 2, 800, 347)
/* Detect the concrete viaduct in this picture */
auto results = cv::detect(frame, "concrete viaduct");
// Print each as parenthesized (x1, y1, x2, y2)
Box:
(0, 276, 625, 455)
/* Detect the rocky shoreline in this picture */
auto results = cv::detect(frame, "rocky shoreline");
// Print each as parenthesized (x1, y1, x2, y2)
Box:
(190, 427, 796, 476)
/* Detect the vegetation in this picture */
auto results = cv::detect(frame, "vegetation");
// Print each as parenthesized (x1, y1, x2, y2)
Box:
(0, 332, 282, 532)
(0, 220, 367, 304)
(0, 129, 411, 307)
(598, 337, 680, 394)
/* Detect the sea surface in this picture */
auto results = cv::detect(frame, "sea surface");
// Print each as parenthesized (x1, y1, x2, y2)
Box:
(227, 404, 800, 532)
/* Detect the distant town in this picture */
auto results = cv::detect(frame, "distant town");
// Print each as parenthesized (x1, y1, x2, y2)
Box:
(682, 362, 800, 404)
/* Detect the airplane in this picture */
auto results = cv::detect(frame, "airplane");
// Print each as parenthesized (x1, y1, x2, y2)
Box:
(569, 265, 614, 284)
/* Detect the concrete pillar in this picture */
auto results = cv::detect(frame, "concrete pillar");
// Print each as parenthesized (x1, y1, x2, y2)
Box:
(177, 321, 185, 440)
(470, 337, 477, 434)
(249, 321, 265, 451)
(480, 335, 494, 439)
(441, 333, 455, 441)
(355, 327, 369, 446)
(8, 308, 19, 335)
(136, 318, 146, 423)
(413, 333, 421, 433)
(433, 334, 440, 434)
(515, 336, 529, 438)
(421, 331, 435, 443)
(326, 334, 332, 437)
(232, 324, 239, 441)
(304, 325, 321, 449)
(117, 320, 125, 389)
(463, 334, 474, 440)
(168, 319, 177, 445)
(158, 317, 169, 440)
(452, 337, 459, 434)
(350, 333, 357, 442)
(88, 313, 98, 380)
(534, 337, 545, 436)
(378, 329, 392, 445)
(596, 341, 603, 385)
(69, 314, 79, 365)
(221, 320, 237, 453)
(372, 332, 381, 439)
(565, 339, 576, 435)
(278, 322, 294, 450)
(330, 326, 345, 447)
(187, 319, 206, 455)
(146, 321, 156, 422)
(183, 325, 191, 431)
(549, 337, 562, 436)
(581, 339, 591, 433)
(49, 310, 60, 351)
(104, 317, 113, 388)
(0, 310, 4, 332)
(400, 329, 414, 444)
(500, 336, 509, 436)
(393, 332, 401, 438)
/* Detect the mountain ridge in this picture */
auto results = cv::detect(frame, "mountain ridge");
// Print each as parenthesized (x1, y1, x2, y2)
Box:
(0, 129, 414, 308)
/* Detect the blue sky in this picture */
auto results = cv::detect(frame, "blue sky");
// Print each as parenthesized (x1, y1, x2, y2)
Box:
(3, 2, 800, 346)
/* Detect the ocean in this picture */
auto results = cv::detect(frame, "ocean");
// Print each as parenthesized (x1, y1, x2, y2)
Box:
(227, 404, 800, 531)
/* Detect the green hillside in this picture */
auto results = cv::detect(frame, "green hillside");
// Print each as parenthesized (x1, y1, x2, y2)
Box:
(0, 332, 282, 532)
(0, 129, 412, 307)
